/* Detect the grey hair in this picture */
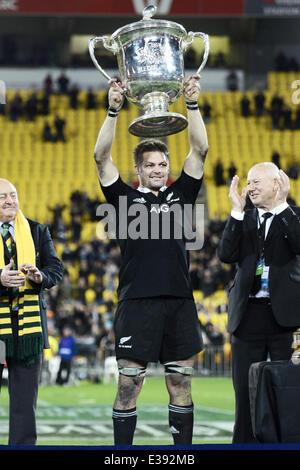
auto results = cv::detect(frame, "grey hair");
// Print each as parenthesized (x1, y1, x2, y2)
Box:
(0, 178, 17, 191)
(249, 162, 280, 178)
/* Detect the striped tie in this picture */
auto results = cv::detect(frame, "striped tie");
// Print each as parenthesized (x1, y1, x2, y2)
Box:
(1, 223, 19, 311)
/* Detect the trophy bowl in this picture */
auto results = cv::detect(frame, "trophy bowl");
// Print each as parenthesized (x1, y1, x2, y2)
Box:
(89, 5, 209, 137)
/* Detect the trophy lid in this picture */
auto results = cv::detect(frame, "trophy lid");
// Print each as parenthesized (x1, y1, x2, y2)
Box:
(111, 5, 187, 43)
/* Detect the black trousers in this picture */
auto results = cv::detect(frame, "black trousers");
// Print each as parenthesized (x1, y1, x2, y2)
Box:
(231, 299, 294, 443)
(3, 311, 43, 445)
(6, 354, 42, 445)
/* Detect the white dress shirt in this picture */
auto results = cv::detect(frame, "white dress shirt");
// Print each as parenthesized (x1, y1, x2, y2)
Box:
(231, 202, 289, 298)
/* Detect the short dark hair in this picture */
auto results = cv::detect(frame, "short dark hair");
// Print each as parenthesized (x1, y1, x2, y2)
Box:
(133, 139, 169, 167)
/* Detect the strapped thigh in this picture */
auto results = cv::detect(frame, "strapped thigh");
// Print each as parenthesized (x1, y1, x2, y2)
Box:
(118, 365, 147, 377)
(164, 361, 194, 376)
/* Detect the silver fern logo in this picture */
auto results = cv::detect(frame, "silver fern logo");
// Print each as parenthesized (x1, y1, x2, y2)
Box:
(120, 336, 132, 344)
(119, 336, 132, 349)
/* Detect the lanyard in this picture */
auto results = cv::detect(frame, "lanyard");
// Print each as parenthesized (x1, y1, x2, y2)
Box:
(257, 212, 272, 260)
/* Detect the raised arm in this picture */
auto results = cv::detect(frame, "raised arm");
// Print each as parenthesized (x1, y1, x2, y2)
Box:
(182, 74, 209, 180)
(93, 80, 124, 186)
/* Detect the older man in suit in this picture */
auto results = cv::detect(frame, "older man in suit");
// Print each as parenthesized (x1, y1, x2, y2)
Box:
(218, 162, 300, 443)
(0, 178, 63, 445)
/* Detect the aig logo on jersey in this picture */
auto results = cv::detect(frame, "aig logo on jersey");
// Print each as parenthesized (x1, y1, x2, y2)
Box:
(150, 203, 169, 214)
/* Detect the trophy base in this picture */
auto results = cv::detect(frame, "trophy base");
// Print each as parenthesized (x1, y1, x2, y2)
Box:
(129, 112, 188, 138)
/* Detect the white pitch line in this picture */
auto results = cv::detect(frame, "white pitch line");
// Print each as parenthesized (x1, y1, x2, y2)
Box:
(196, 406, 234, 416)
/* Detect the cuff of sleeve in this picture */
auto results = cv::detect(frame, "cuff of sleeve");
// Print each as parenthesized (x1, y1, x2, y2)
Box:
(231, 210, 244, 220)
(28, 272, 44, 292)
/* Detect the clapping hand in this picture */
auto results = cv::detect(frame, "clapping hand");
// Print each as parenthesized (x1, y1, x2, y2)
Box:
(229, 175, 247, 213)
(275, 169, 290, 205)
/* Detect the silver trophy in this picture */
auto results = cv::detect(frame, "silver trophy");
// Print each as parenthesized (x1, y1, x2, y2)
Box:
(89, 5, 209, 137)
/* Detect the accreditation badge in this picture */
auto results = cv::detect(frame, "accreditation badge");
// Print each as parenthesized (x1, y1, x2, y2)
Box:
(255, 258, 264, 276)
(261, 265, 270, 290)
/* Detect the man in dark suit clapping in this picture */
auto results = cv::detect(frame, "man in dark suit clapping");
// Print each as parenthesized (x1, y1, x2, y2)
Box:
(218, 162, 300, 443)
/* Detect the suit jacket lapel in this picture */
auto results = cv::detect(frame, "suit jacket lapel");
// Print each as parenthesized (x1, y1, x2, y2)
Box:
(246, 208, 259, 254)
(265, 214, 279, 243)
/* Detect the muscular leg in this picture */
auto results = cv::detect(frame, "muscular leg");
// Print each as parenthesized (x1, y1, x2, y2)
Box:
(165, 355, 195, 444)
(112, 358, 146, 445)
(114, 358, 145, 409)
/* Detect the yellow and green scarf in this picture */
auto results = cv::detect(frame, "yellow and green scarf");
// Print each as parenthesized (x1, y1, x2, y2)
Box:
(0, 210, 43, 360)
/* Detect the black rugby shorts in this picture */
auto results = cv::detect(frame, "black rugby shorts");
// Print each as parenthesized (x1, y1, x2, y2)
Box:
(114, 297, 203, 363)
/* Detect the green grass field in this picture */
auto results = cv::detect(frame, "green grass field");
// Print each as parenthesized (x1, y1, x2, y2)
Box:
(0, 377, 235, 446)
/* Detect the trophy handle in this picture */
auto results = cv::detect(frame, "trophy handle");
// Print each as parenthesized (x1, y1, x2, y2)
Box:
(183, 32, 210, 75)
(88, 36, 118, 82)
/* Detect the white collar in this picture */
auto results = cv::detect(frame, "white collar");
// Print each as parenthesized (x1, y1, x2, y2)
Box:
(137, 185, 167, 193)
(257, 208, 275, 219)
(0, 219, 15, 228)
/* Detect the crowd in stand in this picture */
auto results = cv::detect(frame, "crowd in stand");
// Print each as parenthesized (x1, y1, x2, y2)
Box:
(213, 152, 299, 193)
(3, 69, 300, 136)
(240, 91, 300, 131)
(0, 72, 110, 145)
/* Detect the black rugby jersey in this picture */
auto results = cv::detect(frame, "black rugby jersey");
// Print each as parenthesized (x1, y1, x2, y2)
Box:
(100, 170, 203, 301)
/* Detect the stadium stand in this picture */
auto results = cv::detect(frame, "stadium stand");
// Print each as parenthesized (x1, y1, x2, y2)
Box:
(0, 71, 299, 380)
